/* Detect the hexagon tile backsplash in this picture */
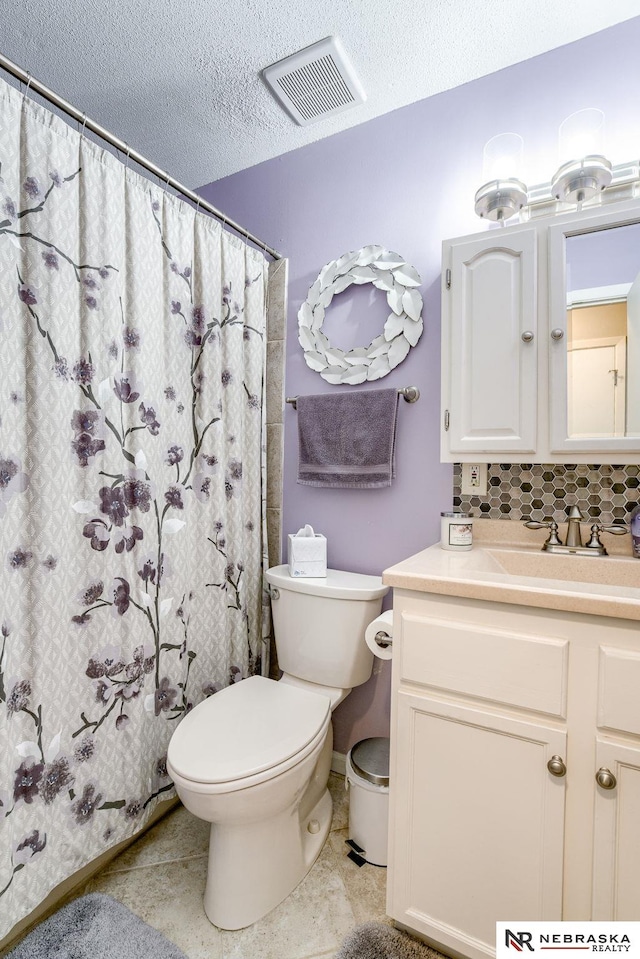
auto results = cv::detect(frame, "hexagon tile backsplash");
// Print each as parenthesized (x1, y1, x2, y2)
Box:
(453, 464, 640, 526)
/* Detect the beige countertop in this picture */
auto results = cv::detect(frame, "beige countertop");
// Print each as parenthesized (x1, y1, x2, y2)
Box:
(383, 519, 640, 622)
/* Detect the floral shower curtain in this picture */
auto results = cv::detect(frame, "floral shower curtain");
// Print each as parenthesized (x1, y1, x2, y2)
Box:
(0, 76, 271, 938)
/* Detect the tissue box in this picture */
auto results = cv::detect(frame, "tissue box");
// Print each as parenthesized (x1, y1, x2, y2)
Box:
(288, 526, 327, 578)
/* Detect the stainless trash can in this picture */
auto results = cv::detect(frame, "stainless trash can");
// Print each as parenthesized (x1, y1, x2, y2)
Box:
(346, 737, 390, 866)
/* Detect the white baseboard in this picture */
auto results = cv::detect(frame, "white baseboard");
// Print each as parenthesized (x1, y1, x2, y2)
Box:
(331, 750, 346, 776)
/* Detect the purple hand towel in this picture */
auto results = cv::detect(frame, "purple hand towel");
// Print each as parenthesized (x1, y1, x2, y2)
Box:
(297, 389, 400, 488)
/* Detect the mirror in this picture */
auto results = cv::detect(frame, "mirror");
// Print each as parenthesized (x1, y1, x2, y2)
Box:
(565, 222, 640, 439)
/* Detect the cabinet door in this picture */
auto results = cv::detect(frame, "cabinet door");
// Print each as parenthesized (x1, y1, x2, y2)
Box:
(443, 228, 537, 456)
(592, 738, 640, 920)
(387, 693, 566, 959)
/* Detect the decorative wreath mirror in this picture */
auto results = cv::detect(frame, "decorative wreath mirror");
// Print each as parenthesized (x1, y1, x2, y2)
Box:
(297, 244, 424, 384)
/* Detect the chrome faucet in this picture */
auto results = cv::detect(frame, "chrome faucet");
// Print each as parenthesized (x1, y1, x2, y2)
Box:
(565, 505, 584, 548)
(525, 506, 628, 556)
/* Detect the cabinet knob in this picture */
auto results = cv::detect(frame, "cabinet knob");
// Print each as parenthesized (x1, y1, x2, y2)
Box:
(595, 767, 617, 790)
(547, 755, 567, 777)
(550, 328, 565, 341)
(521, 331, 535, 343)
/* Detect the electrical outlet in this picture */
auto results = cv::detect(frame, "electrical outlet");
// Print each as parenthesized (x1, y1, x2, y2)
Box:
(461, 463, 488, 496)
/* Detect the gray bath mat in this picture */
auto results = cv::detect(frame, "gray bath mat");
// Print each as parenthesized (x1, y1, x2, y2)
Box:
(336, 921, 446, 959)
(5, 893, 187, 959)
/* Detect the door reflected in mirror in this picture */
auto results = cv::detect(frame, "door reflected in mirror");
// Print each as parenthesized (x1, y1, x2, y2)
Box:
(566, 222, 640, 439)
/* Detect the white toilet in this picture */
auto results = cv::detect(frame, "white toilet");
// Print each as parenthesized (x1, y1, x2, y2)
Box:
(166, 564, 388, 930)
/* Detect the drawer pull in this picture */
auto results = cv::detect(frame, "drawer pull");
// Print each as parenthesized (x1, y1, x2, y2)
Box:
(595, 767, 617, 790)
(547, 755, 567, 777)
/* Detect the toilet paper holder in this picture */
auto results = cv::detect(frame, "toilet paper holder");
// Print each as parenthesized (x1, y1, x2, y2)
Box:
(365, 611, 394, 661)
(374, 630, 392, 649)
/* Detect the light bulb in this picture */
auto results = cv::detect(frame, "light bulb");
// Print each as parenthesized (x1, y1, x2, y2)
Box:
(475, 133, 528, 223)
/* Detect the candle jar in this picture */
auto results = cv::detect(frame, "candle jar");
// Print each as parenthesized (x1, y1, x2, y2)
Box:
(440, 512, 473, 551)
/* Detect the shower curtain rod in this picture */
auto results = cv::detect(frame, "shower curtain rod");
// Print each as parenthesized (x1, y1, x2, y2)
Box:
(0, 51, 283, 261)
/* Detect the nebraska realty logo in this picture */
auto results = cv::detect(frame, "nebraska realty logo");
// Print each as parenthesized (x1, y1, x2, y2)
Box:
(496, 923, 640, 956)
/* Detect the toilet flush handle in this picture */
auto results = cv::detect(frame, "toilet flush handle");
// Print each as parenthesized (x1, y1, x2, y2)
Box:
(269, 586, 280, 600)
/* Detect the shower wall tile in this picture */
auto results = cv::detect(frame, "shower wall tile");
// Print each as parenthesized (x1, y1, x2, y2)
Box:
(266, 423, 284, 510)
(266, 260, 287, 680)
(453, 463, 640, 526)
(266, 509, 282, 570)
(266, 258, 288, 568)
(266, 339, 285, 427)
(266, 257, 288, 342)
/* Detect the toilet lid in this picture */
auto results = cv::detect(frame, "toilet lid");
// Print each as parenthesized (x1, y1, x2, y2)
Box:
(167, 675, 330, 784)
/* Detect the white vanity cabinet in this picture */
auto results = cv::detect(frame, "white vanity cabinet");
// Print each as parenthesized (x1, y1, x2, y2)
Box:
(441, 198, 640, 464)
(386, 588, 640, 959)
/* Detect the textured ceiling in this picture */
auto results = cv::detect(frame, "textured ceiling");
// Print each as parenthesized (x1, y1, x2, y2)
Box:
(2, 0, 639, 188)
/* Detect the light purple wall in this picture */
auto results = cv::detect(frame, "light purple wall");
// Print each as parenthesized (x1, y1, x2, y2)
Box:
(198, 17, 640, 754)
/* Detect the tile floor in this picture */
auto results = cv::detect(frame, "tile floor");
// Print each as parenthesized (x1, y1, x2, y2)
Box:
(84, 773, 388, 959)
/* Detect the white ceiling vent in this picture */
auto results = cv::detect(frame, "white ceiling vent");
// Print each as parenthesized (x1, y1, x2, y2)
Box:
(262, 36, 366, 126)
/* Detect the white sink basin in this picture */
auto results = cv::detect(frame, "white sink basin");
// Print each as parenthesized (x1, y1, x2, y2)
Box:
(486, 548, 640, 590)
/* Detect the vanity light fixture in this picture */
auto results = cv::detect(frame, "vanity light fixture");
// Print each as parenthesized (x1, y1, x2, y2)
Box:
(474, 132, 528, 223)
(473, 115, 637, 222)
(551, 109, 613, 206)
(551, 156, 613, 206)
(474, 178, 528, 222)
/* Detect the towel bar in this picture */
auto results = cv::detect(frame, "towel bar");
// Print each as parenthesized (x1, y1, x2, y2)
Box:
(285, 386, 420, 410)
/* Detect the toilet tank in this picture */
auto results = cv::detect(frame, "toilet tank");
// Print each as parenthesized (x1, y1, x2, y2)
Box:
(266, 565, 389, 689)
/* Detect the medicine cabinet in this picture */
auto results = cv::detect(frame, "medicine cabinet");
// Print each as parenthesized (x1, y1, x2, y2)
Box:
(441, 197, 640, 464)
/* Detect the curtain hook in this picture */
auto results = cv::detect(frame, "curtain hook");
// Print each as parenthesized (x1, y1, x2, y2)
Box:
(125, 145, 131, 170)
(80, 113, 88, 139)
(23, 72, 33, 103)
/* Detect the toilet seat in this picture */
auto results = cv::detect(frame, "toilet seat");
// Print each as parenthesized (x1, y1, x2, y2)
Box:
(167, 675, 331, 790)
